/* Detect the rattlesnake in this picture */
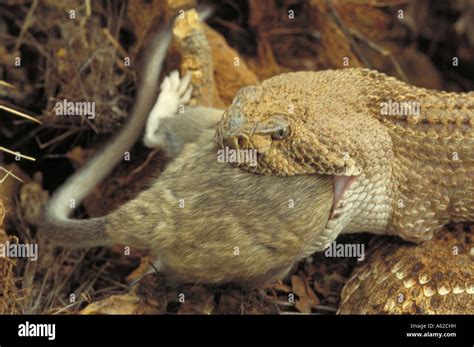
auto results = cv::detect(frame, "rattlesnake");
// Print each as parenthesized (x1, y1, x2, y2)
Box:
(216, 68, 474, 313)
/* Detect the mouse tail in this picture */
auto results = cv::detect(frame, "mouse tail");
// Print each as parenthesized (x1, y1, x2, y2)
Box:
(40, 21, 175, 247)
(41, 213, 112, 248)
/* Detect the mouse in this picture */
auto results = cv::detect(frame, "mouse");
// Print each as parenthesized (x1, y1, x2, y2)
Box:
(40, 16, 334, 286)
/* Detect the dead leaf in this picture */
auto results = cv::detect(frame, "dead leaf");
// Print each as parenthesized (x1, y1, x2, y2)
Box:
(303, 276, 320, 306)
(273, 280, 291, 293)
(295, 297, 312, 314)
(80, 293, 141, 314)
(82, 274, 171, 314)
(65, 146, 92, 167)
(291, 275, 307, 299)
(19, 180, 49, 226)
(125, 255, 155, 283)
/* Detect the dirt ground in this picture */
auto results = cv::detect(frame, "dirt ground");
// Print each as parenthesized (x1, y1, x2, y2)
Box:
(0, 0, 473, 314)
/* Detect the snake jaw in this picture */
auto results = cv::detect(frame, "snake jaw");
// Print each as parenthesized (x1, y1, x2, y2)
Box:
(216, 110, 299, 173)
(332, 175, 359, 215)
(216, 97, 326, 175)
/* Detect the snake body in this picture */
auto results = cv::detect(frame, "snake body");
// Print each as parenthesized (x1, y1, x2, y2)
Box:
(216, 68, 474, 313)
(339, 226, 473, 314)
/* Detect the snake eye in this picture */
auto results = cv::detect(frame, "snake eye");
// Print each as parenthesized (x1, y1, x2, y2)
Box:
(271, 126, 290, 140)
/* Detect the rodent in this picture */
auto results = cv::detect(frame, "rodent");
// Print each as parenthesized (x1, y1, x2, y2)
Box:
(42, 100, 334, 286)
(40, 16, 334, 286)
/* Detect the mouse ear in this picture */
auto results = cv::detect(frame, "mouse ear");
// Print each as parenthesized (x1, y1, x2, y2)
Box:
(288, 110, 392, 176)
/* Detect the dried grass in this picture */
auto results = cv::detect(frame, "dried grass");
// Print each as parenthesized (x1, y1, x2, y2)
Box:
(1, 0, 136, 135)
(0, 116, 131, 314)
(0, 197, 25, 314)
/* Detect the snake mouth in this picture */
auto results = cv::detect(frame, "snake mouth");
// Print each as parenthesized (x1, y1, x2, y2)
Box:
(330, 175, 359, 218)
(216, 122, 275, 170)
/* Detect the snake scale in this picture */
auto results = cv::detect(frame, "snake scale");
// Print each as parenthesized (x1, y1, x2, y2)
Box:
(216, 68, 474, 313)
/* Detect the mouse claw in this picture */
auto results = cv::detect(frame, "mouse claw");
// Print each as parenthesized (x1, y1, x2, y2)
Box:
(178, 71, 193, 94)
(169, 70, 180, 90)
(181, 85, 193, 104)
(160, 75, 171, 92)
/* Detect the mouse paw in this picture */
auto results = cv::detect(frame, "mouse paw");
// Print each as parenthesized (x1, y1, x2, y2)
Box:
(158, 70, 193, 114)
(143, 71, 193, 148)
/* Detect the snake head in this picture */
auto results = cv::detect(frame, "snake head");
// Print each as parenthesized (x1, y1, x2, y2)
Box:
(215, 86, 311, 175)
(216, 71, 393, 177)
(216, 106, 298, 173)
(216, 108, 346, 176)
(215, 78, 363, 176)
